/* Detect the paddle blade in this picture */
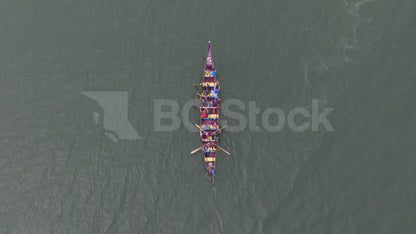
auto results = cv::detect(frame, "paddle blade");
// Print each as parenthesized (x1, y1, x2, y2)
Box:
(219, 126, 227, 131)
(190, 147, 202, 155)
(217, 146, 231, 156)
(195, 124, 205, 132)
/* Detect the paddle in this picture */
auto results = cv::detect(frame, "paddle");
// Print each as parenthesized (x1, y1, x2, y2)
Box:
(216, 145, 231, 156)
(194, 124, 206, 132)
(196, 93, 210, 99)
(190, 146, 202, 155)
(218, 126, 227, 131)
(207, 126, 226, 137)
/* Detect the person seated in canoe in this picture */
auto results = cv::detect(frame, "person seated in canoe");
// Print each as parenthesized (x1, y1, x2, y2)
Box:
(212, 131, 220, 140)
(203, 145, 209, 152)
(210, 98, 220, 107)
(207, 162, 214, 174)
(213, 83, 220, 97)
(201, 98, 209, 107)
(212, 122, 218, 129)
(210, 69, 216, 77)
(201, 132, 207, 140)
(201, 109, 208, 118)
(204, 69, 210, 77)
(203, 87, 210, 95)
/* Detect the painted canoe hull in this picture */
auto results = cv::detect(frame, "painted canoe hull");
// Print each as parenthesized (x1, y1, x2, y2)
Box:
(199, 41, 220, 180)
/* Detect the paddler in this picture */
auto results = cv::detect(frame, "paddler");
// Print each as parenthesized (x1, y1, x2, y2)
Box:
(201, 97, 208, 107)
(213, 83, 219, 97)
(203, 87, 209, 95)
(208, 162, 213, 173)
(201, 109, 207, 118)
(212, 122, 218, 129)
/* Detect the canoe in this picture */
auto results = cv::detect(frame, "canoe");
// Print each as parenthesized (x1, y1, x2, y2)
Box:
(193, 41, 226, 180)
(201, 41, 219, 180)
(191, 42, 230, 180)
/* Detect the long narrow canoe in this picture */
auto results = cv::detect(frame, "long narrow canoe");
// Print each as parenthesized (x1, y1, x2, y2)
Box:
(198, 41, 221, 180)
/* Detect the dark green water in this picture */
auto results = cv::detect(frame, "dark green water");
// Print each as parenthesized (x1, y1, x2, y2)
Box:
(1, 0, 415, 233)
